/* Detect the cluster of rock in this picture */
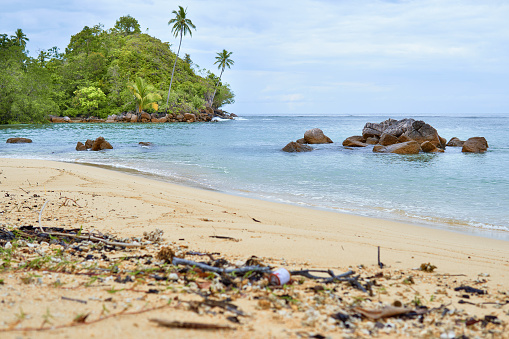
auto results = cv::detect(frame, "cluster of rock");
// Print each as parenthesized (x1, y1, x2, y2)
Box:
(6, 138, 32, 143)
(48, 108, 236, 124)
(76, 137, 113, 151)
(282, 119, 489, 154)
(282, 128, 333, 152)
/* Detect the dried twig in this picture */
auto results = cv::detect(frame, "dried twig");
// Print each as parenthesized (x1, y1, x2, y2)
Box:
(172, 258, 272, 275)
(38, 200, 49, 233)
(149, 318, 235, 330)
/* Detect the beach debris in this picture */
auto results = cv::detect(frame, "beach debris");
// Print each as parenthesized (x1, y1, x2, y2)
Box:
(454, 286, 486, 295)
(209, 235, 240, 242)
(143, 228, 164, 243)
(419, 262, 437, 272)
(269, 268, 291, 286)
(377, 246, 384, 269)
(156, 246, 174, 263)
(354, 305, 413, 320)
(149, 318, 235, 330)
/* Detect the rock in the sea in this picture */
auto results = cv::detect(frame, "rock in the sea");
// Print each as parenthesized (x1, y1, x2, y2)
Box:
(91, 137, 113, 151)
(76, 142, 87, 151)
(6, 137, 32, 143)
(304, 128, 333, 144)
(373, 140, 421, 154)
(421, 141, 443, 153)
(85, 139, 93, 149)
(363, 118, 444, 149)
(379, 133, 399, 146)
(342, 136, 367, 147)
(365, 137, 379, 145)
(139, 142, 152, 146)
(282, 142, 313, 152)
(462, 137, 488, 153)
(446, 137, 464, 147)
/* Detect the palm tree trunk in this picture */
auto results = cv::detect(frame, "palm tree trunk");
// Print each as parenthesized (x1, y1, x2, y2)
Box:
(165, 31, 183, 110)
(210, 67, 224, 108)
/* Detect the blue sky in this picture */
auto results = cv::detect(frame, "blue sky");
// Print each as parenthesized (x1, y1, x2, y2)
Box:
(2, 0, 509, 115)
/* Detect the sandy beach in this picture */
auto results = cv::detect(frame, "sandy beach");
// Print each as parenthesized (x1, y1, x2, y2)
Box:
(1, 158, 508, 338)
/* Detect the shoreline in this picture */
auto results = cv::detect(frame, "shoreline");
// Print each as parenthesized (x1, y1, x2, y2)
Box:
(1, 157, 508, 338)
(13, 156, 509, 242)
(1, 157, 508, 285)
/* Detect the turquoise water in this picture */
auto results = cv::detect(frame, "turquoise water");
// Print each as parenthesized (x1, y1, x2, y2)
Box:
(1, 115, 508, 240)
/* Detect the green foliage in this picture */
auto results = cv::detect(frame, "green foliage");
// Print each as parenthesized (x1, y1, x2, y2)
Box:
(73, 86, 107, 116)
(113, 15, 141, 36)
(127, 77, 162, 113)
(0, 16, 234, 124)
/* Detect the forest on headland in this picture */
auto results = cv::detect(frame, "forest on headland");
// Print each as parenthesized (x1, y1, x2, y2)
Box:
(0, 14, 235, 124)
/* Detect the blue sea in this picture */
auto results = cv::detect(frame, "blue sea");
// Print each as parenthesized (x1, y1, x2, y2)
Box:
(1, 115, 508, 240)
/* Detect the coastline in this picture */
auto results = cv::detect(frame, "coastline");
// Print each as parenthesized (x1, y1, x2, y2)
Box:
(1, 157, 508, 338)
(1, 158, 508, 284)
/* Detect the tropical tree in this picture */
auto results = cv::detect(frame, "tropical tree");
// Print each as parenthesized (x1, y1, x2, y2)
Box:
(210, 49, 234, 106)
(165, 6, 196, 110)
(11, 29, 29, 49)
(128, 76, 161, 113)
(114, 15, 141, 36)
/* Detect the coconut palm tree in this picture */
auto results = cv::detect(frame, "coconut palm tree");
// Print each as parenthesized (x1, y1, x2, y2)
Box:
(128, 77, 162, 114)
(11, 28, 29, 49)
(211, 49, 234, 107)
(165, 6, 196, 110)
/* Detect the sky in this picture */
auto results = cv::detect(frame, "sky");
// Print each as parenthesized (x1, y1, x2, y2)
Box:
(1, 0, 509, 116)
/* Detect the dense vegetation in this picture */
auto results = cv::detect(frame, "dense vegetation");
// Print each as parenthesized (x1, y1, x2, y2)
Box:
(0, 15, 234, 124)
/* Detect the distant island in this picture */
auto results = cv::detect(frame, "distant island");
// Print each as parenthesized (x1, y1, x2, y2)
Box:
(0, 13, 235, 124)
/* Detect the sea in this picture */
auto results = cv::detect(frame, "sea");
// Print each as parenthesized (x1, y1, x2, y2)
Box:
(1, 114, 508, 241)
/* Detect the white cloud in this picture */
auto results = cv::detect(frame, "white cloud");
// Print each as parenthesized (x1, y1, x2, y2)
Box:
(1, 0, 508, 114)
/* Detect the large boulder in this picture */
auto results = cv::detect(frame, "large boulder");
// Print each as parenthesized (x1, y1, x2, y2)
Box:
(421, 141, 443, 153)
(6, 137, 32, 143)
(76, 142, 87, 151)
(373, 140, 421, 154)
(379, 133, 399, 146)
(51, 116, 66, 123)
(446, 137, 464, 147)
(85, 139, 94, 149)
(342, 136, 367, 147)
(282, 142, 313, 152)
(362, 119, 399, 138)
(462, 137, 488, 153)
(140, 112, 151, 122)
(91, 137, 113, 151)
(303, 128, 333, 144)
(130, 114, 138, 123)
(184, 113, 196, 122)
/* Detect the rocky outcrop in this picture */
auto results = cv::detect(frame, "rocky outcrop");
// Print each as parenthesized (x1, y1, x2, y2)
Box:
(76, 137, 113, 151)
(362, 118, 444, 149)
(446, 137, 464, 147)
(304, 128, 333, 144)
(379, 133, 399, 146)
(462, 137, 488, 153)
(6, 137, 32, 143)
(342, 136, 367, 147)
(282, 142, 313, 152)
(184, 113, 196, 123)
(139, 142, 152, 146)
(373, 140, 421, 154)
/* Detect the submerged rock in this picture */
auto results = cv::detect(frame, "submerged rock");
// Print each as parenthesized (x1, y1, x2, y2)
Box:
(462, 137, 488, 153)
(282, 142, 313, 152)
(446, 137, 464, 147)
(373, 140, 421, 154)
(6, 137, 32, 143)
(342, 136, 367, 147)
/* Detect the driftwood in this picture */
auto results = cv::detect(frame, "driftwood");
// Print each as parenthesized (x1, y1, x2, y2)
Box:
(36, 200, 140, 248)
(290, 269, 367, 292)
(149, 318, 234, 330)
(172, 258, 271, 275)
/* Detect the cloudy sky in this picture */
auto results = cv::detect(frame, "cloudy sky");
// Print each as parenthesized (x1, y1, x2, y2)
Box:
(2, 0, 509, 115)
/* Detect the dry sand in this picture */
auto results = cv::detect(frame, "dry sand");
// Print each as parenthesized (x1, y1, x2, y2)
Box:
(0, 158, 508, 338)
